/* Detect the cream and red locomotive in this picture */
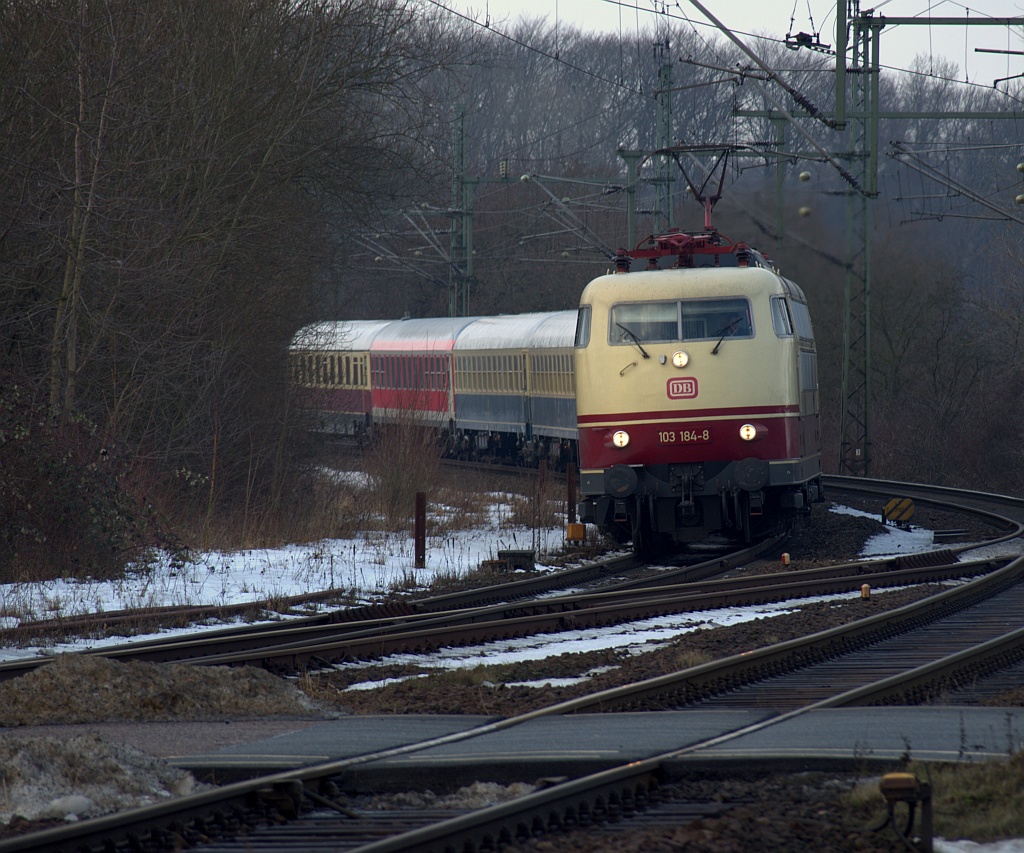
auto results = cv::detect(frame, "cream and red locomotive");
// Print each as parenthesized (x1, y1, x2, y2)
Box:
(291, 229, 822, 549)
(573, 230, 822, 549)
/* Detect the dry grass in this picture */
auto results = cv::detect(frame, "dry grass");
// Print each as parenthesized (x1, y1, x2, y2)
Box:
(0, 654, 324, 726)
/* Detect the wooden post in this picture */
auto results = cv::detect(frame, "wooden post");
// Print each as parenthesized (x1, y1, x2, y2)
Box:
(414, 491, 426, 568)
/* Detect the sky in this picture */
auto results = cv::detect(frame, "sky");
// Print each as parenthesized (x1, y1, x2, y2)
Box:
(444, 0, 1024, 89)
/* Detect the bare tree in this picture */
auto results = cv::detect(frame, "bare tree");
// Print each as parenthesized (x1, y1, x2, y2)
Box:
(0, 0, 472, 546)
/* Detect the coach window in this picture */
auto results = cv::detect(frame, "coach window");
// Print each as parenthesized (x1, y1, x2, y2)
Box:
(574, 306, 591, 347)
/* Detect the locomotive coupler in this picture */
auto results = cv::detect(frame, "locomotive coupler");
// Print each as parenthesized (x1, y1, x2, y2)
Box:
(669, 465, 701, 508)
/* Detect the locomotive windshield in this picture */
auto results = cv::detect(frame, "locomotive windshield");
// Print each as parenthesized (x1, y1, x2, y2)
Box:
(610, 298, 752, 344)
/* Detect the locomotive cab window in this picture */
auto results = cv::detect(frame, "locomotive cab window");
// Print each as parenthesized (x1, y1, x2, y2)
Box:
(609, 298, 753, 345)
(575, 306, 591, 347)
(770, 295, 794, 337)
(611, 302, 677, 343)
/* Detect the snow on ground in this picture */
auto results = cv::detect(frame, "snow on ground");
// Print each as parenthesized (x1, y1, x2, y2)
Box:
(2, 499, 950, 663)
(337, 588, 887, 690)
(0, 493, 567, 656)
(1, 502, 1015, 667)
(334, 505, 1022, 691)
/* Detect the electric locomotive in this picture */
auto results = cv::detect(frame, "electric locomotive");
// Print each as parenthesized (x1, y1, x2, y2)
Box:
(573, 230, 822, 551)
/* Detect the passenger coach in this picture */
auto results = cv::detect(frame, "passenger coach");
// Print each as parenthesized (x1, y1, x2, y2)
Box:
(451, 311, 576, 463)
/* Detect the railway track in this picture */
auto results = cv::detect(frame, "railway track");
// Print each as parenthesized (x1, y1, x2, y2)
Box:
(2, 480, 1023, 852)
(2, 476, 1017, 686)
(0, 539, 768, 681)
(0, 540, 1007, 685)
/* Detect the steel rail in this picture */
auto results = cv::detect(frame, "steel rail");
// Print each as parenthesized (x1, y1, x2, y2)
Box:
(151, 556, 1005, 673)
(514, 554, 1024, 715)
(0, 549, 994, 679)
(824, 475, 1024, 535)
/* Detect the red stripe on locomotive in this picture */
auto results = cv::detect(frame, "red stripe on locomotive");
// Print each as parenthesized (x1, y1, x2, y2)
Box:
(579, 414, 805, 468)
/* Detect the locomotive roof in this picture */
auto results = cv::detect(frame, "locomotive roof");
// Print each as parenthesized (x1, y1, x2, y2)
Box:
(452, 311, 576, 351)
(579, 265, 788, 304)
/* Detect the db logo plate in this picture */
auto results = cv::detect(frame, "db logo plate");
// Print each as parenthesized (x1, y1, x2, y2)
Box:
(667, 377, 698, 399)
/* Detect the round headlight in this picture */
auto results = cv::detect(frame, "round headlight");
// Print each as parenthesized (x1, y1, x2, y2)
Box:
(612, 430, 630, 448)
(671, 350, 689, 368)
(739, 423, 758, 441)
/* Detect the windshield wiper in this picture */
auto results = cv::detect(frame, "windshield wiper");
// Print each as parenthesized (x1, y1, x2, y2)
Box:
(711, 317, 742, 355)
(616, 323, 650, 359)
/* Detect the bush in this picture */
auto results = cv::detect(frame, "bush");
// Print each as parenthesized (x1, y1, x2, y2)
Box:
(0, 377, 181, 581)
(361, 418, 442, 529)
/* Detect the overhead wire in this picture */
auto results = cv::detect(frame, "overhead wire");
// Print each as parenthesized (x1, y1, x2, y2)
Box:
(603, 0, 1024, 101)
(435, 0, 1020, 193)
(420, 0, 647, 96)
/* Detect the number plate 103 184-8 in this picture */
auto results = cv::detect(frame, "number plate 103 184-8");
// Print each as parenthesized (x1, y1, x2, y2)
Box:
(657, 428, 711, 445)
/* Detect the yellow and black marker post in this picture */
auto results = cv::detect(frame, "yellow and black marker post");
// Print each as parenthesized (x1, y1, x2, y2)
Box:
(882, 497, 915, 528)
